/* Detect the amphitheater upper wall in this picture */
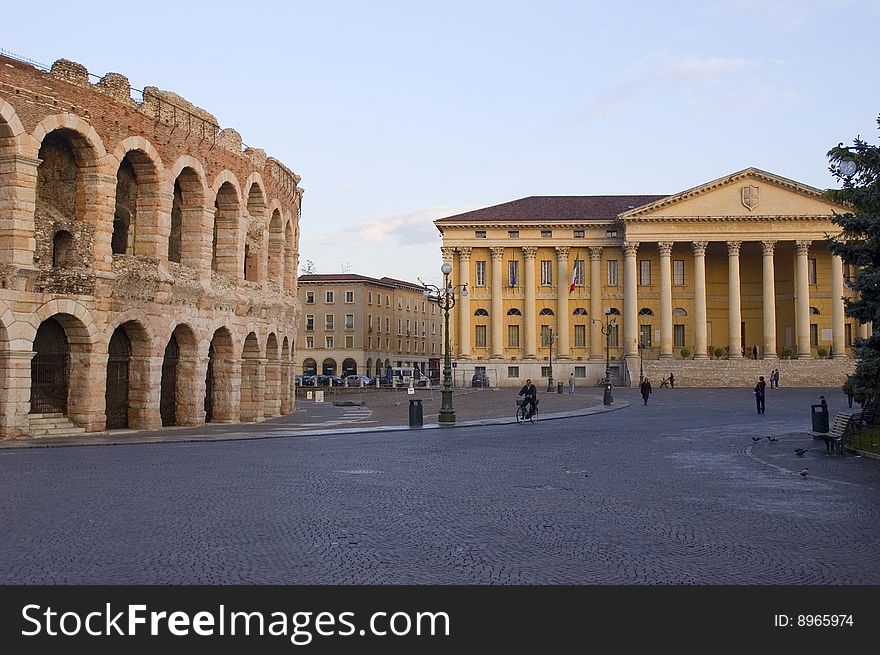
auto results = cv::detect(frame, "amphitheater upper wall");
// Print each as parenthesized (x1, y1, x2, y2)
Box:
(0, 55, 303, 215)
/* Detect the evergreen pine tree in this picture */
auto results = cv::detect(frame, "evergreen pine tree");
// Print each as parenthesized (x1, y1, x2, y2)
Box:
(825, 115, 880, 403)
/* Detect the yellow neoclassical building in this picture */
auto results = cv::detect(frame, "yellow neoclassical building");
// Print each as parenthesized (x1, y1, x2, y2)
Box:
(434, 168, 863, 388)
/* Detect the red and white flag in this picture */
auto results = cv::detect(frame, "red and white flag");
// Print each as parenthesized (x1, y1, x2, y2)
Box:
(569, 259, 579, 293)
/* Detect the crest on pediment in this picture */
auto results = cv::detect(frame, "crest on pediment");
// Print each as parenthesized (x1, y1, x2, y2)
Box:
(741, 185, 759, 211)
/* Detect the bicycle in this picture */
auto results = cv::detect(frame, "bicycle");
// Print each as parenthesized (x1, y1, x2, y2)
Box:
(516, 397, 538, 424)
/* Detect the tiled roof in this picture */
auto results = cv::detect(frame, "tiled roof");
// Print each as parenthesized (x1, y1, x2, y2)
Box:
(434, 195, 668, 224)
(298, 274, 422, 290)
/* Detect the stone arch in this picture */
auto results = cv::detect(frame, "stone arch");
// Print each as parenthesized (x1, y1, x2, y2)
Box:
(0, 97, 25, 157)
(243, 181, 267, 284)
(103, 318, 152, 430)
(342, 358, 357, 377)
(539, 308, 555, 316)
(267, 209, 284, 287)
(206, 326, 238, 423)
(302, 358, 317, 375)
(264, 333, 281, 418)
(28, 310, 96, 430)
(160, 323, 202, 427)
(240, 332, 265, 422)
(28, 299, 99, 346)
(32, 122, 106, 271)
(474, 308, 489, 316)
(322, 358, 337, 376)
(573, 308, 588, 316)
(170, 165, 207, 267)
(30, 113, 107, 162)
(111, 142, 163, 256)
(210, 173, 242, 277)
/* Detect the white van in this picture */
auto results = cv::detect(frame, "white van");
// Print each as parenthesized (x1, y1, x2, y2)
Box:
(391, 366, 415, 386)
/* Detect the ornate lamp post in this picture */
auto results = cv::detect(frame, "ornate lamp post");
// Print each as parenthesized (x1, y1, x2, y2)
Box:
(545, 326, 558, 392)
(593, 308, 615, 406)
(421, 263, 468, 425)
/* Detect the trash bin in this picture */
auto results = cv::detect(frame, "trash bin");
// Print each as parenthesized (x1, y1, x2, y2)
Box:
(811, 404, 829, 433)
(408, 398, 423, 428)
(557, 382, 563, 394)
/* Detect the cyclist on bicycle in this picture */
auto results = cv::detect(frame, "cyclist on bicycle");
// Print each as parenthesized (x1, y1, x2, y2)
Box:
(519, 378, 538, 419)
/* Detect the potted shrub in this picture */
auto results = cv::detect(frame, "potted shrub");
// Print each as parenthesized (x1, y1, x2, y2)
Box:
(713, 346, 725, 359)
(817, 346, 829, 358)
(680, 347, 691, 359)
(780, 347, 794, 359)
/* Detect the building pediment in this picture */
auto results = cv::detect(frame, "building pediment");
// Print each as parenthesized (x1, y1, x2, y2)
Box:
(617, 168, 848, 222)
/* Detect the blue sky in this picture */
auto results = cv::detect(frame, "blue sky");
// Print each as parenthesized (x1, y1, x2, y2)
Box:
(4, 0, 880, 285)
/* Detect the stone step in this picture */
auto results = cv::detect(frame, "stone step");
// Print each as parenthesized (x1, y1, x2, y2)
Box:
(30, 426, 87, 437)
(28, 415, 85, 437)
(29, 412, 64, 420)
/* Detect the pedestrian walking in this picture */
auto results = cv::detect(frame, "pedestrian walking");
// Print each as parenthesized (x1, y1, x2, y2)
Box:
(752, 345, 758, 360)
(819, 395, 833, 453)
(771, 369, 779, 388)
(568, 373, 575, 395)
(668, 372, 675, 389)
(844, 375, 854, 409)
(754, 376, 767, 414)
(640, 378, 652, 405)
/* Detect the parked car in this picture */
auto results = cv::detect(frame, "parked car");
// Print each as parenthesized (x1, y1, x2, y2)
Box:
(296, 375, 317, 386)
(315, 375, 343, 386)
(344, 374, 372, 387)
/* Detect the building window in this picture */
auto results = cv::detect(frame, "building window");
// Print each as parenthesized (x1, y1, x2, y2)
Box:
(609, 324, 619, 347)
(808, 258, 817, 285)
(306, 336, 314, 348)
(406, 319, 411, 335)
(541, 366, 552, 377)
(306, 291, 314, 304)
(345, 314, 354, 330)
(540, 325, 552, 347)
(508, 366, 520, 378)
(810, 323, 819, 347)
(345, 290, 354, 303)
(406, 340, 410, 352)
(345, 336, 354, 348)
(386, 295, 390, 307)
(368, 291, 372, 304)
(368, 337, 372, 349)
(639, 260, 651, 286)
(476, 260, 486, 286)
(475, 230, 487, 239)
(508, 230, 519, 239)
(508, 324, 520, 348)
(398, 318, 402, 335)
(475, 325, 487, 348)
(574, 324, 586, 347)
(508, 261, 519, 287)
(574, 259, 585, 287)
(575, 366, 586, 378)
(398, 339, 402, 352)
(325, 291, 334, 303)
(432, 323, 436, 335)
(674, 324, 685, 348)
(368, 315, 373, 331)
(305, 315, 314, 331)
(607, 260, 618, 286)
(673, 260, 685, 286)
(846, 323, 852, 345)
(325, 314, 334, 330)
(639, 324, 652, 348)
(606, 230, 618, 238)
(540, 260, 552, 286)
(422, 321, 426, 336)
(386, 318, 390, 332)
(574, 230, 585, 239)
(541, 230, 552, 238)
(325, 336, 334, 348)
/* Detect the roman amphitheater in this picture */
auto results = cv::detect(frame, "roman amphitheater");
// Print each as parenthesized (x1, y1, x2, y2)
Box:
(0, 53, 302, 439)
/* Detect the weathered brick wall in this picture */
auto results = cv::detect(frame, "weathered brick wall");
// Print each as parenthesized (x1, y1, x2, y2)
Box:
(641, 358, 855, 388)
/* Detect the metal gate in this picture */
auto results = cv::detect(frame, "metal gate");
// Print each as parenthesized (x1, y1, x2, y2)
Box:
(160, 336, 179, 426)
(30, 318, 69, 414)
(204, 345, 214, 423)
(105, 327, 131, 430)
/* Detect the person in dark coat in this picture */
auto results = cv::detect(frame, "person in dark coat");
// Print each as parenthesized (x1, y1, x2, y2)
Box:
(754, 376, 767, 414)
(668, 372, 675, 389)
(518, 379, 538, 418)
(819, 395, 832, 452)
(640, 378, 652, 405)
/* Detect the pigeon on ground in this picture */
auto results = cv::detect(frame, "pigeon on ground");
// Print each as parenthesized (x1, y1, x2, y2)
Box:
(752, 437, 762, 442)
(795, 448, 808, 457)
(767, 436, 779, 443)
(800, 468, 809, 478)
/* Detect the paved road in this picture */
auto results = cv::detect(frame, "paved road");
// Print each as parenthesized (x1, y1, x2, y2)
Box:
(1, 387, 878, 584)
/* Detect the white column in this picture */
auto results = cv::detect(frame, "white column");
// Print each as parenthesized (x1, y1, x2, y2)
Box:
(658, 241, 673, 358)
(523, 246, 537, 358)
(795, 240, 812, 359)
(761, 240, 778, 359)
(490, 247, 505, 359)
(457, 247, 471, 359)
(589, 246, 603, 360)
(727, 241, 743, 359)
(556, 246, 570, 359)
(859, 322, 870, 340)
(623, 241, 639, 357)
(831, 253, 847, 358)
(692, 242, 708, 359)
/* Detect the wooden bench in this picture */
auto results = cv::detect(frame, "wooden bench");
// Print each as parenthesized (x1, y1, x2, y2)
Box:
(854, 401, 880, 431)
(823, 412, 856, 454)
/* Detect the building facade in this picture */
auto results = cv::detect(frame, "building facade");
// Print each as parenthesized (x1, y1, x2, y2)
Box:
(296, 274, 441, 381)
(435, 168, 864, 387)
(0, 55, 302, 438)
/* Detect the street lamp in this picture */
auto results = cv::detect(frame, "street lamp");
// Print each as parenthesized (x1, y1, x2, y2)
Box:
(592, 308, 615, 406)
(545, 326, 558, 392)
(421, 263, 468, 425)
